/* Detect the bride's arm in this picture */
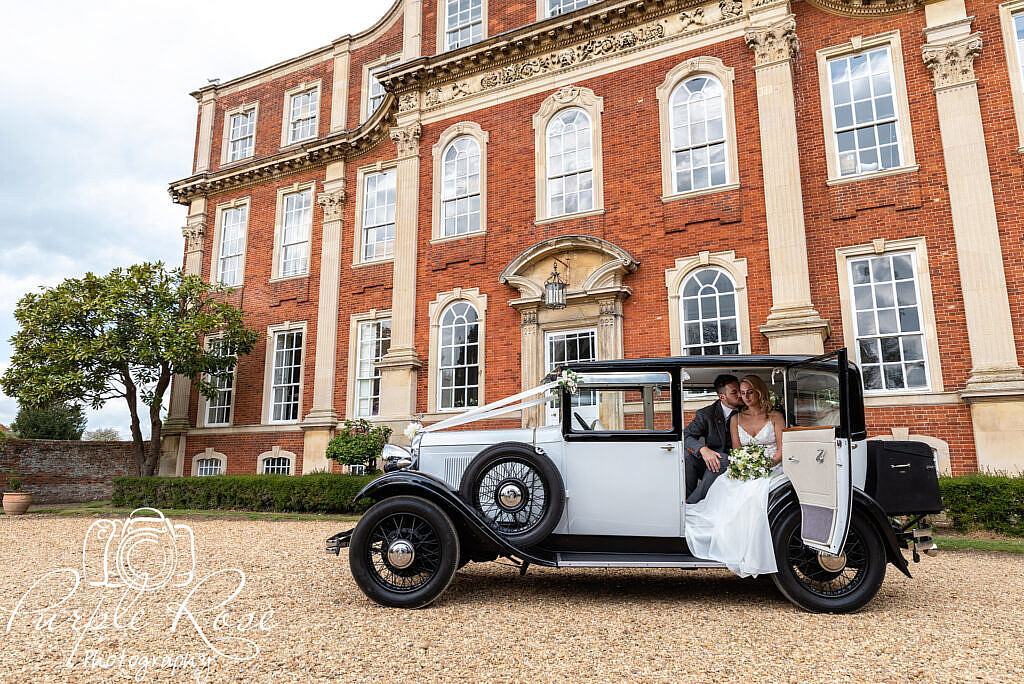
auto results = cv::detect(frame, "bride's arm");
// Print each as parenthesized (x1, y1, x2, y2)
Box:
(729, 414, 740, 457)
(770, 411, 785, 466)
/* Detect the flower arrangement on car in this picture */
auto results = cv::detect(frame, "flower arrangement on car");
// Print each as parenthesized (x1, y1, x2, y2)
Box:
(726, 442, 773, 481)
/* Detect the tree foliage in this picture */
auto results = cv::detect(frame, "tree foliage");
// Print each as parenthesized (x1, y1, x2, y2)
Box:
(326, 419, 393, 469)
(84, 428, 121, 441)
(0, 262, 259, 476)
(11, 401, 87, 440)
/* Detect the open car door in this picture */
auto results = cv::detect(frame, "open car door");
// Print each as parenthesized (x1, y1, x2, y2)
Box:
(782, 349, 853, 556)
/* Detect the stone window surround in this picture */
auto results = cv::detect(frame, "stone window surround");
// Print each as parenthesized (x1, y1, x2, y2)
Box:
(209, 196, 250, 288)
(352, 160, 398, 267)
(198, 333, 237, 429)
(664, 250, 751, 356)
(271, 181, 316, 282)
(437, 0, 488, 53)
(257, 446, 297, 476)
(261, 320, 308, 425)
(532, 86, 605, 225)
(345, 309, 393, 420)
(656, 56, 741, 203)
(191, 448, 226, 477)
(431, 121, 489, 243)
(280, 80, 322, 148)
(835, 237, 944, 399)
(426, 288, 488, 416)
(219, 102, 258, 166)
(360, 53, 400, 124)
(999, 1, 1024, 152)
(816, 31, 919, 185)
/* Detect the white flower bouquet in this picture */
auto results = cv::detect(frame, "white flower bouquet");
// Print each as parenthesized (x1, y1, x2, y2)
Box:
(726, 442, 773, 481)
(557, 369, 580, 395)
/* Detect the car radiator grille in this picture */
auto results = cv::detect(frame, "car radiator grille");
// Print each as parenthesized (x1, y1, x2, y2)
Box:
(443, 454, 475, 489)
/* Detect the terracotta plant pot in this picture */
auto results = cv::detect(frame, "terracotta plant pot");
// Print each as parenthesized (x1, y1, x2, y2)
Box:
(2, 492, 33, 515)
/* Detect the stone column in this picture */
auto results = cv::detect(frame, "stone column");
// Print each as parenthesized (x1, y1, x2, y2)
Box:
(302, 164, 346, 473)
(161, 199, 208, 476)
(330, 39, 351, 133)
(922, 10, 1024, 472)
(403, 0, 423, 61)
(519, 307, 543, 428)
(376, 121, 423, 426)
(194, 87, 217, 174)
(744, 5, 830, 354)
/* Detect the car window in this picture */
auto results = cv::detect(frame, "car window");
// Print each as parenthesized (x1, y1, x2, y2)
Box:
(789, 366, 841, 428)
(567, 374, 674, 434)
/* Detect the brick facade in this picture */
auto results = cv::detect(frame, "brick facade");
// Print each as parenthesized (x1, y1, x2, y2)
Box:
(164, 0, 1024, 478)
(0, 439, 139, 503)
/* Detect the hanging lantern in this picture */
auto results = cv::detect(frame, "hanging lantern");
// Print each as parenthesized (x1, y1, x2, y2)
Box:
(544, 261, 568, 310)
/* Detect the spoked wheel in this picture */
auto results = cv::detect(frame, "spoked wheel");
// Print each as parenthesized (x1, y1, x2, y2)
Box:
(771, 507, 886, 614)
(459, 443, 565, 547)
(349, 496, 459, 608)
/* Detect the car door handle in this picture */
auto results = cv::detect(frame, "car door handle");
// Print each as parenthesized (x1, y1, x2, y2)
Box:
(787, 457, 799, 462)
(815, 449, 825, 463)
(661, 445, 675, 451)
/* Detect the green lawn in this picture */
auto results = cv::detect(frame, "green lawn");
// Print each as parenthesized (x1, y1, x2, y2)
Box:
(5, 500, 359, 522)
(934, 535, 1024, 554)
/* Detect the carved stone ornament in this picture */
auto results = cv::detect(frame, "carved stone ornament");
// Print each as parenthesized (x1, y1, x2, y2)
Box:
(922, 34, 983, 90)
(679, 8, 705, 30)
(181, 222, 206, 252)
(719, 0, 744, 19)
(398, 93, 419, 112)
(552, 85, 582, 104)
(805, 0, 922, 18)
(744, 17, 799, 67)
(389, 122, 423, 157)
(317, 186, 346, 222)
(521, 309, 539, 327)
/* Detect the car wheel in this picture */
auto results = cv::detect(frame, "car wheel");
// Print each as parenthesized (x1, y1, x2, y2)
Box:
(459, 442, 565, 547)
(770, 507, 886, 614)
(348, 496, 460, 609)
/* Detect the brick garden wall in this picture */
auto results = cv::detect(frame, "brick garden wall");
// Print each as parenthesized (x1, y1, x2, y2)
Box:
(0, 439, 141, 504)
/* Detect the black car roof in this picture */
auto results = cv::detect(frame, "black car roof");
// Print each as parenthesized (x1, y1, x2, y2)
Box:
(566, 355, 816, 371)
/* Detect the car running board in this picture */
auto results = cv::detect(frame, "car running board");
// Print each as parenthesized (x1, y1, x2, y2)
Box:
(555, 551, 727, 569)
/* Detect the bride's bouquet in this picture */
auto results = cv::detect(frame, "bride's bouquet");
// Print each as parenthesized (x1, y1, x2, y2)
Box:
(726, 442, 773, 481)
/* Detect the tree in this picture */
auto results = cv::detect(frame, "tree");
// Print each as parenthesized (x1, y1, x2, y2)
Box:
(84, 428, 121, 441)
(10, 401, 87, 440)
(1, 262, 259, 476)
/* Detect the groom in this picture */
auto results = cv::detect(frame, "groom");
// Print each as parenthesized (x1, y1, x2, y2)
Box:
(684, 374, 743, 504)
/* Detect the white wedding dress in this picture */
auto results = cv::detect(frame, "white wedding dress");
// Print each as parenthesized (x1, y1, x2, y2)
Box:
(684, 420, 780, 578)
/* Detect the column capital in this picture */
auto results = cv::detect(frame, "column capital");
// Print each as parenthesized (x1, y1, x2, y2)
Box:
(181, 220, 207, 255)
(389, 122, 423, 158)
(922, 33, 983, 91)
(317, 185, 346, 222)
(744, 16, 799, 68)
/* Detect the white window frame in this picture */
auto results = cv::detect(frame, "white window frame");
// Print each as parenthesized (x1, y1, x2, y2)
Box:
(346, 309, 392, 419)
(817, 32, 917, 184)
(437, 301, 481, 412)
(280, 81, 321, 147)
(210, 197, 250, 289)
(353, 164, 397, 265)
(541, 0, 591, 19)
(427, 288, 487, 417)
(999, 1, 1024, 151)
(220, 102, 258, 165)
(272, 182, 315, 281)
(665, 250, 750, 356)
(544, 327, 597, 425)
(441, 136, 482, 238)
(197, 458, 223, 476)
(354, 318, 392, 418)
(257, 448, 297, 475)
(190, 448, 226, 477)
(835, 238, 943, 399)
(200, 336, 236, 428)
(262, 322, 307, 425)
(432, 122, 488, 243)
(533, 86, 605, 225)
(440, 0, 486, 52)
(361, 55, 399, 123)
(678, 267, 742, 357)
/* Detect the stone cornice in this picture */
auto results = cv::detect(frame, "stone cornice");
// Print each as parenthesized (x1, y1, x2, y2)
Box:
(167, 95, 397, 205)
(922, 32, 983, 91)
(804, 0, 922, 18)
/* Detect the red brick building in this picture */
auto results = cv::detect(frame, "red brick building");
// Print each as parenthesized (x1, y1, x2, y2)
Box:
(162, 0, 1024, 478)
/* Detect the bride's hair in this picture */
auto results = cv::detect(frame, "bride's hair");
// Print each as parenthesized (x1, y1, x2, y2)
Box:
(740, 375, 773, 415)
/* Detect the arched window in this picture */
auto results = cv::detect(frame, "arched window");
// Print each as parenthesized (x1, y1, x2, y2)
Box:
(262, 456, 292, 475)
(680, 268, 739, 355)
(196, 458, 223, 477)
(441, 137, 481, 237)
(670, 76, 727, 194)
(438, 301, 480, 410)
(545, 108, 594, 218)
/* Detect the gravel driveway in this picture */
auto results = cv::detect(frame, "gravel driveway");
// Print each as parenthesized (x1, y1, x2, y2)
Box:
(1, 515, 1021, 682)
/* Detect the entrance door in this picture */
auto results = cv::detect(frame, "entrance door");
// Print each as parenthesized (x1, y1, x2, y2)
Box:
(544, 328, 597, 426)
(783, 349, 853, 555)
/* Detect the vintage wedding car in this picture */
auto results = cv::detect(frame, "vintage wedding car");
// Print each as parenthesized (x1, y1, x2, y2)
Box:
(326, 350, 942, 613)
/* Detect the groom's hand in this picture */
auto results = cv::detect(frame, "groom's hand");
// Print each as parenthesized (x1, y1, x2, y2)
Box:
(700, 447, 721, 472)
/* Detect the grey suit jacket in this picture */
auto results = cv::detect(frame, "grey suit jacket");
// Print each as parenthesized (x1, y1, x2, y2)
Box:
(684, 400, 734, 459)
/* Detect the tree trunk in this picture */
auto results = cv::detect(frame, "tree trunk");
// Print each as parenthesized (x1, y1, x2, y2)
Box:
(123, 372, 145, 477)
(142, 363, 172, 477)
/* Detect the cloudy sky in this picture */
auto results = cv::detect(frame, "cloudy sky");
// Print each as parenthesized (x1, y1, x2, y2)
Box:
(0, 0, 395, 436)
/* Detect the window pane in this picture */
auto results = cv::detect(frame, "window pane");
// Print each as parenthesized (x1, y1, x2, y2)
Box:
(438, 302, 480, 410)
(270, 330, 303, 422)
(679, 268, 738, 356)
(362, 170, 396, 261)
(829, 47, 902, 177)
(670, 76, 728, 194)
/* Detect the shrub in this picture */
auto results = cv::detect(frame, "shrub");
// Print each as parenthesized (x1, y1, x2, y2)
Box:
(326, 419, 392, 469)
(5, 472, 22, 492)
(112, 472, 379, 514)
(939, 474, 1024, 538)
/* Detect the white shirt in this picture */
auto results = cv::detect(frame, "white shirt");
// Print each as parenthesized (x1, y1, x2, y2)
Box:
(721, 402, 735, 422)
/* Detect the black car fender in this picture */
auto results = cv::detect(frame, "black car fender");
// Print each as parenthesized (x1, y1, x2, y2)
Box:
(350, 471, 557, 566)
(768, 483, 912, 578)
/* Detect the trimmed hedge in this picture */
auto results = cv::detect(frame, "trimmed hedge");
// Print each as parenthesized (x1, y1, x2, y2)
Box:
(939, 474, 1024, 537)
(112, 472, 379, 514)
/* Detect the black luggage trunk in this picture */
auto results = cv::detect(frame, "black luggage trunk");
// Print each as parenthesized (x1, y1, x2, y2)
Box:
(865, 441, 943, 515)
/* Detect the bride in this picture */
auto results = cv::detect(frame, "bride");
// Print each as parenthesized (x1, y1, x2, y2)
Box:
(685, 374, 784, 577)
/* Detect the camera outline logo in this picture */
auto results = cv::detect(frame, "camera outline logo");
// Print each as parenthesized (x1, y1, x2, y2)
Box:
(82, 507, 196, 592)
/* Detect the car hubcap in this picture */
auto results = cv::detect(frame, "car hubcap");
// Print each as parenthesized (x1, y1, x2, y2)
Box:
(474, 459, 547, 535)
(387, 539, 415, 569)
(817, 551, 847, 573)
(787, 524, 868, 598)
(497, 480, 526, 511)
